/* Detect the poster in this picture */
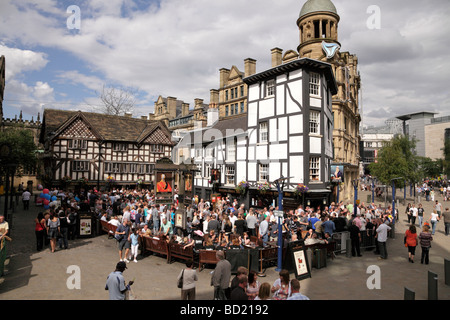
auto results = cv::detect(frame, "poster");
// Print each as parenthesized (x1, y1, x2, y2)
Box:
(293, 250, 308, 278)
(331, 165, 344, 183)
(156, 172, 173, 193)
(79, 218, 91, 236)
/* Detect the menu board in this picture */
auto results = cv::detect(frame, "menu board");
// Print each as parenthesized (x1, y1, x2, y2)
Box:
(79, 218, 91, 236)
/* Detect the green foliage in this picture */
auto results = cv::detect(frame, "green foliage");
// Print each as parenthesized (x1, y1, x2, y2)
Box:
(0, 129, 38, 174)
(368, 135, 420, 186)
(443, 136, 450, 177)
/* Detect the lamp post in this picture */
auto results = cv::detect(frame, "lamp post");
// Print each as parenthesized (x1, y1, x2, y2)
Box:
(0, 143, 14, 221)
(352, 179, 359, 217)
(273, 176, 291, 272)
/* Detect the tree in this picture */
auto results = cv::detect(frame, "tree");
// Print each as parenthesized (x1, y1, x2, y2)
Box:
(0, 128, 38, 176)
(95, 85, 137, 116)
(368, 135, 420, 187)
(443, 136, 450, 177)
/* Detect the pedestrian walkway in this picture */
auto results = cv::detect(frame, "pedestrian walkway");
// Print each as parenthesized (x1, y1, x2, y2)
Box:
(0, 190, 449, 300)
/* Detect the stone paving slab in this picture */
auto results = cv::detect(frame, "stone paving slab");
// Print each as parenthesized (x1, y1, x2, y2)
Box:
(0, 190, 449, 300)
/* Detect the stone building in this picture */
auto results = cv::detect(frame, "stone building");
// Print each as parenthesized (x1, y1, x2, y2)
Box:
(295, 0, 362, 200)
(210, 58, 256, 120)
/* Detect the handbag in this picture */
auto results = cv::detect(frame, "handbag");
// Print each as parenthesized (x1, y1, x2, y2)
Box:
(177, 269, 185, 289)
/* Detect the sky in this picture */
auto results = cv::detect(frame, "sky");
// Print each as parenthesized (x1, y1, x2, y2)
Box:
(1, 0, 449, 128)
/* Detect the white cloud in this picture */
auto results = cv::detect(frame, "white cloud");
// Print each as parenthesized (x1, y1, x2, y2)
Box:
(0, 0, 449, 126)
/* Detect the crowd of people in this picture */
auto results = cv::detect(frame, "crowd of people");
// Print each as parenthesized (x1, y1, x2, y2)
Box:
(25, 181, 450, 300)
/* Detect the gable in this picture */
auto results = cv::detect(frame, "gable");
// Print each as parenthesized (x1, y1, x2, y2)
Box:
(59, 118, 97, 139)
(228, 66, 243, 81)
(143, 127, 173, 145)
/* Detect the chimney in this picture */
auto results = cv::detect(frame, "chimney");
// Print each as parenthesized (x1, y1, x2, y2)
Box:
(219, 68, 230, 88)
(124, 112, 132, 118)
(271, 48, 283, 67)
(244, 58, 257, 77)
(194, 98, 204, 109)
(181, 103, 190, 117)
(207, 108, 219, 127)
(167, 96, 177, 118)
(209, 89, 219, 108)
(141, 115, 148, 120)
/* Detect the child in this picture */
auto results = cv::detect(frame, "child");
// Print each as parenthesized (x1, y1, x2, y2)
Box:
(129, 228, 140, 263)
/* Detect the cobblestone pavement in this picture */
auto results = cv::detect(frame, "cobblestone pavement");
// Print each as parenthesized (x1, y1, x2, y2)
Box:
(0, 190, 449, 300)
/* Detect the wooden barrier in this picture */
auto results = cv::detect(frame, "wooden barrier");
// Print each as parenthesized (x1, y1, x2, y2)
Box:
(198, 250, 220, 271)
(168, 243, 197, 265)
(141, 236, 169, 263)
(100, 220, 118, 239)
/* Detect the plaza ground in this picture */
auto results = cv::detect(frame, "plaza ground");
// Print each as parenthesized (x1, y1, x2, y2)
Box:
(0, 189, 449, 300)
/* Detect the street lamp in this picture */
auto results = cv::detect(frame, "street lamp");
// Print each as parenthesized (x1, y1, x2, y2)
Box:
(0, 143, 14, 221)
(352, 179, 359, 217)
(273, 176, 292, 272)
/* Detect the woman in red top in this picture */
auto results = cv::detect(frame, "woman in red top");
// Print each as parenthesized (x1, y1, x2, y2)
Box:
(404, 225, 418, 263)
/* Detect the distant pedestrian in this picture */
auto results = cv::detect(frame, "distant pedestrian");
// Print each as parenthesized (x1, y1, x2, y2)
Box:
(418, 225, 433, 264)
(47, 213, 60, 253)
(430, 210, 440, 235)
(349, 220, 362, 257)
(105, 261, 134, 300)
(404, 225, 418, 263)
(115, 218, 131, 262)
(34, 212, 46, 251)
(442, 208, 450, 236)
(376, 220, 391, 260)
(22, 189, 31, 210)
(128, 227, 139, 262)
(177, 260, 198, 300)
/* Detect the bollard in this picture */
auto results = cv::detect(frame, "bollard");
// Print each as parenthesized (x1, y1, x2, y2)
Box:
(346, 238, 352, 258)
(445, 259, 450, 286)
(404, 287, 415, 300)
(428, 271, 438, 300)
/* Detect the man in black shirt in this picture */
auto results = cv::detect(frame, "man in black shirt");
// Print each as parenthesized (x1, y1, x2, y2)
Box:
(230, 275, 248, 300)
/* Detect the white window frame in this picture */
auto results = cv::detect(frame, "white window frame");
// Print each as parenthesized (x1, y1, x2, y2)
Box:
(309, 110, 320, 135)
(259, 163, 269, 182)
(309, 72, 321, 97)
(309, 157, 321, 182)
(113, 143, 128, 152)
(259, 122, 268, 143)
(205, 163, 212, 179)
(227, 141, 236, 162)
(68, 139, 87, 150)
(265, 79, 275, 97)
(151, 144, 164, 153)
(225, 165, 235, 185)
(72, 161, 89, 172)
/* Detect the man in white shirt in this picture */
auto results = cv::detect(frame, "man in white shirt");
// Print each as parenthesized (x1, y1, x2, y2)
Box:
(376, 220, 392, 260)
(22, 189, 32, 210)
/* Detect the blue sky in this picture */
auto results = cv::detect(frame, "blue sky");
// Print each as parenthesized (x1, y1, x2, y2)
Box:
(1, 0, 449, 127)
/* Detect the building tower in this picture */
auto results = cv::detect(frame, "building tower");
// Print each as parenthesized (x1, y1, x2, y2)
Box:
(297, 0, 362, 201)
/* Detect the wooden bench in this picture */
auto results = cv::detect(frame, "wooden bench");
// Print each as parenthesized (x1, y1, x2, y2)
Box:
(142, 236, 169, 263)
(100, 220, 117, 239)
(198, 249, 221, 272)
(168, 243, 197, 264)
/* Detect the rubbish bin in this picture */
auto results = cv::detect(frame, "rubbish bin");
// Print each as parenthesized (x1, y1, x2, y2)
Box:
(78, 212, 93, 238)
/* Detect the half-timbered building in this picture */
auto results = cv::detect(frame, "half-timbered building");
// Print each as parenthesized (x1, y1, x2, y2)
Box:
(39, 109, 174, 189)
(174, 56, 337, 210)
